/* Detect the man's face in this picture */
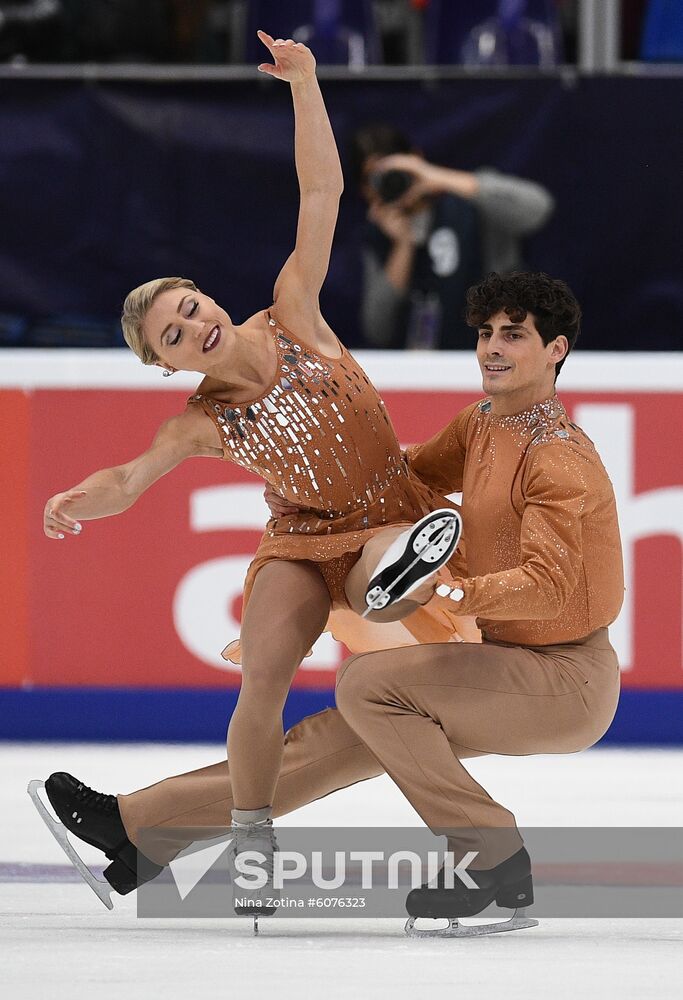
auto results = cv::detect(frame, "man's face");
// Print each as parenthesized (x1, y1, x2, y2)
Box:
(476, 309, 567, 406)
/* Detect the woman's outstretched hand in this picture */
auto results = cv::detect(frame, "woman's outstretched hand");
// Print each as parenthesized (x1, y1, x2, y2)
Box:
(44, 490, 87, 539)
(257, 29, 316, 83)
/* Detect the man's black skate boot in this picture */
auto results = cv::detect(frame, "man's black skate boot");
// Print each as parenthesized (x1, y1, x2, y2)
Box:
(406, 847, 533, 920)
(45, 772, 163, 895)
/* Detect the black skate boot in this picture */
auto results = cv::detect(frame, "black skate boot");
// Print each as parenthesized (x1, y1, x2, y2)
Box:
(44, 772, 163, 895)
(405, 847, 538, 938)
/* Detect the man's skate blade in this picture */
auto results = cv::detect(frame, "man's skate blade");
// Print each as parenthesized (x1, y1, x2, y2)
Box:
(404, 909, 538, 938)
(27, 780, 115, 910)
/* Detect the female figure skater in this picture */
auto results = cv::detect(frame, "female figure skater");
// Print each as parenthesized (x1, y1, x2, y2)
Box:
(42, 31, 474, 912)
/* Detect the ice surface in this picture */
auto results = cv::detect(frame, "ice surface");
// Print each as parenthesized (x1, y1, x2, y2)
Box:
(1, 742, 681, 1000)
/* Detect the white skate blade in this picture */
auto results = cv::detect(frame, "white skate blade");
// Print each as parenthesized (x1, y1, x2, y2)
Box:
(404, 908, 538, 939)
(27, 780, 115, 910)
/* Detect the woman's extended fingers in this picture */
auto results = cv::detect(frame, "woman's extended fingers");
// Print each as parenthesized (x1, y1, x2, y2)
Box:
(44, 504, 79, 538)
(257, 30, 294, 50)
(44, 490, 87, 539)
(256, 29, 315, 80)
(257, 29, 275, 49)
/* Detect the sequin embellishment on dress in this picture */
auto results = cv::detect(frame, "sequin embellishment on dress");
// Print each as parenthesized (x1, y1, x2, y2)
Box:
(189, 314, 406, 529)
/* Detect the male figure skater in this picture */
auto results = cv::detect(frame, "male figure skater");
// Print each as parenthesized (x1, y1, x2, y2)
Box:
(336, 270, 623, 932)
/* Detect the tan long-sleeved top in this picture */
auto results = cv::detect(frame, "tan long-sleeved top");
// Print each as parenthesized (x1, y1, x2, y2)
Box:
(407, 397, 624, 646)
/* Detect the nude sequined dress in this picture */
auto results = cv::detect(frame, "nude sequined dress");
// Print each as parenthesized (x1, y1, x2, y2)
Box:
(187, 310, 478, 661)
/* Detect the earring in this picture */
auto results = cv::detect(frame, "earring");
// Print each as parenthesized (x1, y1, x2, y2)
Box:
(162, 368, 174, 377)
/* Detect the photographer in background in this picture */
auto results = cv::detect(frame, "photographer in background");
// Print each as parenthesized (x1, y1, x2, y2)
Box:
(350, 124, 554, 349)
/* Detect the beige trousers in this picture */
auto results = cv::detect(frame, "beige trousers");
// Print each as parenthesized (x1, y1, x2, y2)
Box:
(335, 628, 620, 867)
(119, 629, 619, 868)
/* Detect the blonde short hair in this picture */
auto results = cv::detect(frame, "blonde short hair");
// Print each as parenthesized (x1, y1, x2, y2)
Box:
(121, 277, 198, 365)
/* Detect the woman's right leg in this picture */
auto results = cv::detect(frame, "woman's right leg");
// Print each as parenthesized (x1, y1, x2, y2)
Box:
(227, 559, 333, 812)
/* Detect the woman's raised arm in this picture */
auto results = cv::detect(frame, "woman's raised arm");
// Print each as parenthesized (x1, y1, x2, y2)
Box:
(257, 31, 343, 321)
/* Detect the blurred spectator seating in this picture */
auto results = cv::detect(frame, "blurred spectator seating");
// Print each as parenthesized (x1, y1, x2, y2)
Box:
(0, 315, 123, 348)
(245, 0, 381, 67)
(640, 0, 683, 61)
(0, 313, 29, 346)
(423, 0, 563, 67)
(621, 0, 649, 61)
(0, 0, 63, 61)
(59, 0, 174, 63)
(62, 2, 229, 64)
(27, 316, 124, 348)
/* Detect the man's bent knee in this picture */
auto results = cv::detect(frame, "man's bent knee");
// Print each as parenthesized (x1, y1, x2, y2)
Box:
(335, 651, 384, 719)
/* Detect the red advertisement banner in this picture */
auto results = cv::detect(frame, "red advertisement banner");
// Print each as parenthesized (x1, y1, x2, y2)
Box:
(1, 387, 681, 690)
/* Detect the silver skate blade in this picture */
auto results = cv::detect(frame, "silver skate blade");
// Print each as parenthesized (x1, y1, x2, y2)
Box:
(404, 909, 538, 939)
(362, 521, 455, 619)
(27, 780, 115, 910)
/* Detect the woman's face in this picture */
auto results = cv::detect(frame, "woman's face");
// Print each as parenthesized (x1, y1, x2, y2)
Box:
(144, 288, 232, 374)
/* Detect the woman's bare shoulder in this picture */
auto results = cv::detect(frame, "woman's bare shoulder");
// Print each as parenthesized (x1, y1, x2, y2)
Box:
(169, 402, 224, 458)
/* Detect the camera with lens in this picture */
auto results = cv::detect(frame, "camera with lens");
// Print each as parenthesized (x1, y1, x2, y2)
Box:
(369, 169, 413, 204)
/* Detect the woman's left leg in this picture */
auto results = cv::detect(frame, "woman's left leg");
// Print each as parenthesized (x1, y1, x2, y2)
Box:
(227, 559, 331, 811)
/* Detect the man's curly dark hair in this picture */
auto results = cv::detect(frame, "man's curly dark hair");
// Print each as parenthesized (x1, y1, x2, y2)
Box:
(465, 272, 581, 379)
